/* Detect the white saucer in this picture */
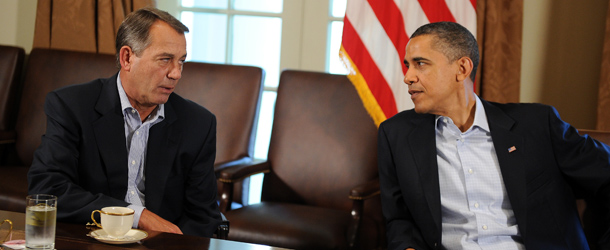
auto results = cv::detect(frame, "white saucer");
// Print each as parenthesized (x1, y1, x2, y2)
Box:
(88, 229, 148, 244)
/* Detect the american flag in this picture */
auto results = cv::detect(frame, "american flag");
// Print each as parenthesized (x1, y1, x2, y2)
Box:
(340, 0, 477, 127)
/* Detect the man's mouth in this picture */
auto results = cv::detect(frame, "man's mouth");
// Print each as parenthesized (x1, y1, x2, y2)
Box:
(159, 86, 174, 93)
(409, 90, 422, 98)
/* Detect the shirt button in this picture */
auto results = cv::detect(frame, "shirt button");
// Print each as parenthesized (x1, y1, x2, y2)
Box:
(474, 202, 479, 208)
(131, 109, 136, 114)
(482, 225, 488, 230)
(136, 131, 140, 135)
(468, 169, 474, 174)
(131, 191, 135, 195)
(443, 118, 447, 123)
(131, 160, 136, 165)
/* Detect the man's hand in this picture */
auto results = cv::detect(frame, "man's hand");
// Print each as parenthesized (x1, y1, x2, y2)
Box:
(138, 209, 183, 234)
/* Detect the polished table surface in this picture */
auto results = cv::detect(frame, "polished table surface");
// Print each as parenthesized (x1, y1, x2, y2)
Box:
(0, 210, 290, 249)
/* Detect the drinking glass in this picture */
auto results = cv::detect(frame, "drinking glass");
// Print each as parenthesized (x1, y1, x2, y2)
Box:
(25, 194, 57, 250)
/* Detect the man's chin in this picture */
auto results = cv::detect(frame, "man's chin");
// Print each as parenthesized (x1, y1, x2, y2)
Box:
(155, 95, 171, 105)
(413, 106, 426, 114)
(149, 100, 168, 107)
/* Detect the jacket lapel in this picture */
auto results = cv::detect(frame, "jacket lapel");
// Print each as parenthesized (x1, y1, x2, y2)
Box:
(143, 97, 180, 212)
(92, 74, 129, 200)
(483, 100, 528, 238)
(407, 114, 442, 238)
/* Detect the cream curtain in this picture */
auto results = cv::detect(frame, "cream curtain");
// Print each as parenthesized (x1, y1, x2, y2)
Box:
(33, 0, 154, 54)
(476, 0, 524, 103)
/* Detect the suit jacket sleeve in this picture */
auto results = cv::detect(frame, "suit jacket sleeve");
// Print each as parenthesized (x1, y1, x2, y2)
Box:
(547, 106, 610, 248)
(378, 123, 429, 250)
(175, 114, 222, 237)
(28, 90, 129, 222)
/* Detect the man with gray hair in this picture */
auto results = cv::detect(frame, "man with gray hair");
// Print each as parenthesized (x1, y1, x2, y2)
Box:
(378, 21, 610, 249)
(28, 7, 222, 237)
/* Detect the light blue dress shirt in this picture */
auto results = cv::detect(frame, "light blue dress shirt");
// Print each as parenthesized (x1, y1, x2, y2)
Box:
(435, 95, 524, 250)
(117, 74, 165, 228)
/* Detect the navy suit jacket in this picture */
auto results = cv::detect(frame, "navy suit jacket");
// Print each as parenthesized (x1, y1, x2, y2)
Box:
(28, 73, 222, 237)
(378, 99, 610, 250)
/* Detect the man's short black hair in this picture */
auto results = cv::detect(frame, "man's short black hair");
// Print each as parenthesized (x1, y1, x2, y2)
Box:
(411, 22, 479, 81)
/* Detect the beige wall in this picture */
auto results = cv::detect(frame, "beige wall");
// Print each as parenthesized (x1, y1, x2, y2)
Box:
(1, 0, 609, 129)
(0, 0, 37, 53)
(521, 0, 608, 129)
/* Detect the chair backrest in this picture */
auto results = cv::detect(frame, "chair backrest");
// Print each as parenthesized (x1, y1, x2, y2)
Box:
(0, 45, 25, 131)
(262, 70, 378, 211)
(579, 129, 610, 144)
(15, 48, 117, 166)
(16, 49, 263, 174)
(175, 62, 264, 167)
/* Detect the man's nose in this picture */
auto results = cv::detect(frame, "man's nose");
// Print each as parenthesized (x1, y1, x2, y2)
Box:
(404, 69, 417, 85)
(168, 62, 182, 80)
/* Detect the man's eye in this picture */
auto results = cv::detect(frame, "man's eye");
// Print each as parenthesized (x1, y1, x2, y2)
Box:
(417, 62, 425, 66)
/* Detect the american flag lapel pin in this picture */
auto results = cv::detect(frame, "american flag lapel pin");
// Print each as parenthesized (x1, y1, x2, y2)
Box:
(508, 146, 517, 153)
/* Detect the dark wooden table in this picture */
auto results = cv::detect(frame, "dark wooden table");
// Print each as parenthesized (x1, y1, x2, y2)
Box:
(0, 210, 290, 249)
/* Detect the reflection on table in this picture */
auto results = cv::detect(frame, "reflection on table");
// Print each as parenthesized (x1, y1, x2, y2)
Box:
(0, 210, 290, 250)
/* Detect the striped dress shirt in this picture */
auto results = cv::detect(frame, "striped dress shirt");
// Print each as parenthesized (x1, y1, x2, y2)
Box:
(117, 75, 164, 228)
(435, 96, 525, 250)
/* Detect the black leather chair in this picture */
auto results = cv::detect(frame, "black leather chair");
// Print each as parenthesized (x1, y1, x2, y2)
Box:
(0, 48, 117, 212)
(219, 70, 385, 249)
(174, 61, 264, 238)
(0, 45, 25, 211)
(175, 61, 264, 208)
(0, 45, 24, 135)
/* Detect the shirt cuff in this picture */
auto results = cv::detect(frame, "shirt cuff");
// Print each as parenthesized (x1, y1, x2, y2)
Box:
(128, 204, 145, 228)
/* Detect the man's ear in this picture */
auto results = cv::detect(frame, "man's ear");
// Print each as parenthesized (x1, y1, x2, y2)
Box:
(456, 56, 473, 81)
(119, 46, 134, 71)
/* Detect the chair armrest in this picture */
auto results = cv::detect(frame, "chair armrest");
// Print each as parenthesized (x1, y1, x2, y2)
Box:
(213, 156, 253, 176)
(347, 178, 380, 248)
(0, 130, 16, 144)
(218, 161, 270, 212)
(349, 178, 380, 200)
(218, 160, 270, 183)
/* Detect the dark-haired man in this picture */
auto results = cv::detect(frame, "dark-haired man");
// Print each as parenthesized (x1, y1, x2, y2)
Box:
(378, 21, 610, 249)
(28, 7, 222, 237)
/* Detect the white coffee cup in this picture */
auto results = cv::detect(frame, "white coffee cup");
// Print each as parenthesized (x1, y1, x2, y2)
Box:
(91, 207, 134, 238)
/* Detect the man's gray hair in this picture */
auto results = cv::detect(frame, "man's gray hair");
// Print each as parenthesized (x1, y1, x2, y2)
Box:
(115, 7, 189, 67)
